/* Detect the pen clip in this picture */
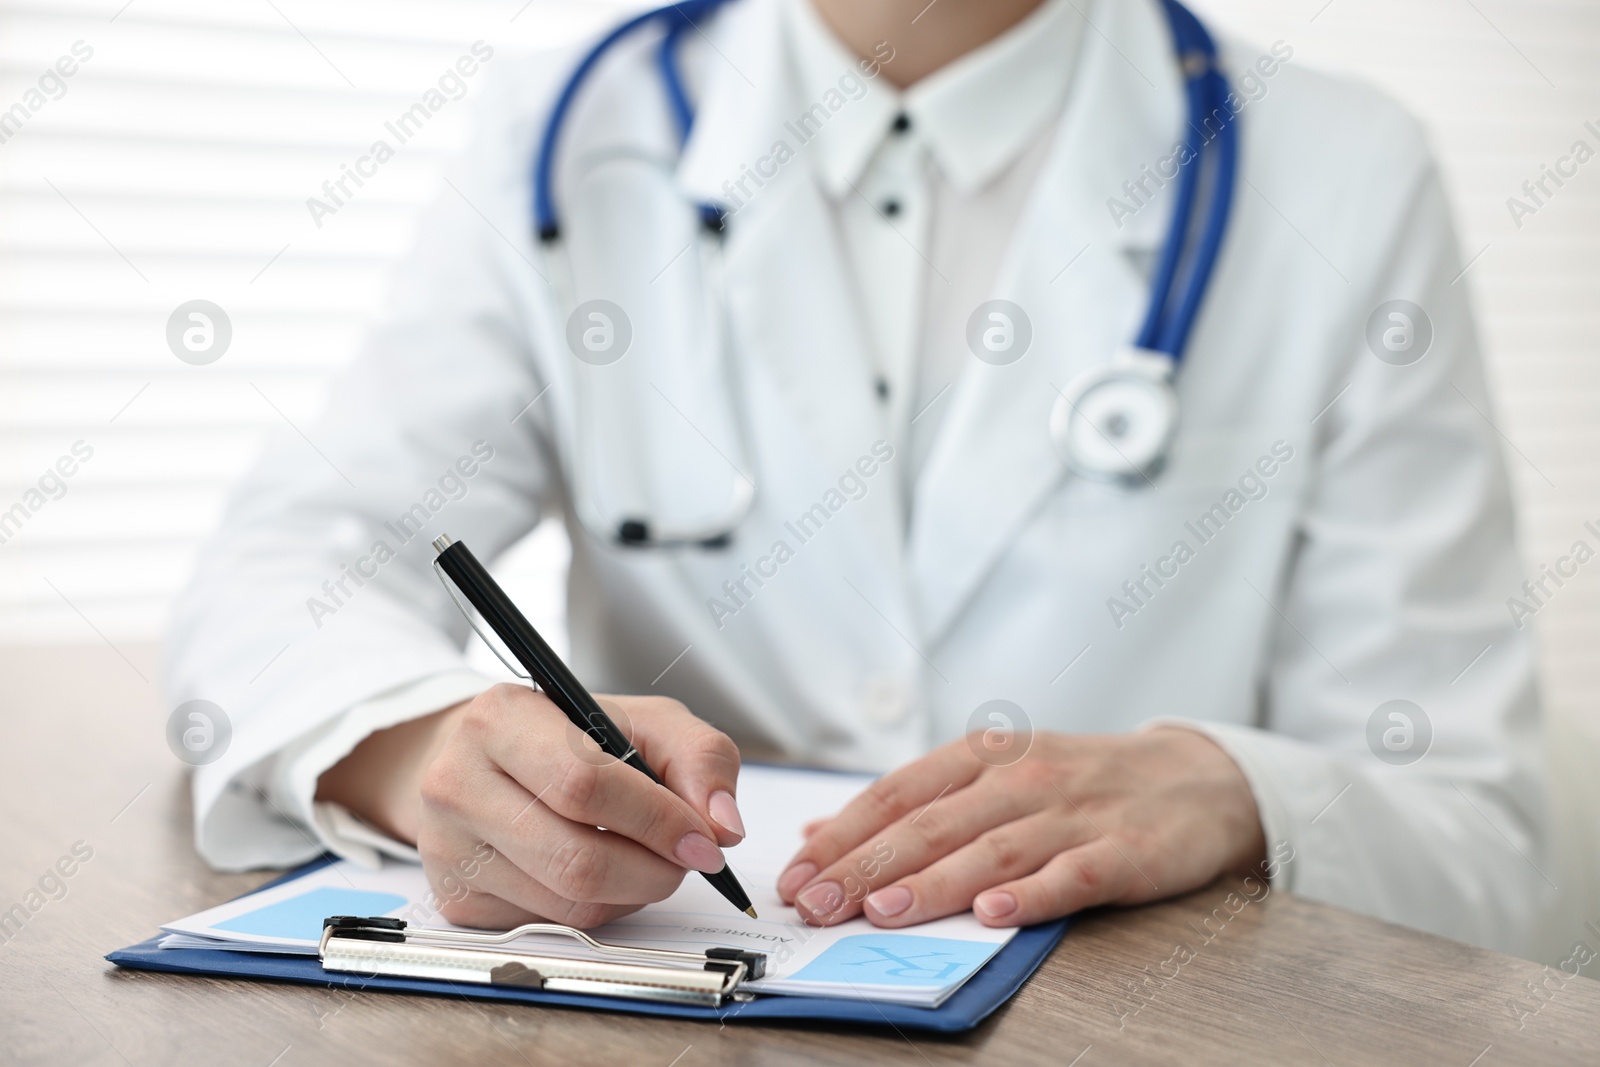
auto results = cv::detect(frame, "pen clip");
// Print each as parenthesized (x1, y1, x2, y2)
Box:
(432, 536, 532, 681)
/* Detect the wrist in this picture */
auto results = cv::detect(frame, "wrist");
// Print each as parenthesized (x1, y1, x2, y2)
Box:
(1149, 724, 1268, 876)
(316, 700, 469, 844)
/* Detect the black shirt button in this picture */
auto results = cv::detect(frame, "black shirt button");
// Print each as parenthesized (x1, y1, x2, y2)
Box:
(875, 377, 890, 401)
(891, 112, 911, 134)
(881, 199, 901, 217)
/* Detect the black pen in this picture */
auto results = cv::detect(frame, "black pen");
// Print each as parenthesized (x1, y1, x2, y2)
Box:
(430, 534, 756, 919)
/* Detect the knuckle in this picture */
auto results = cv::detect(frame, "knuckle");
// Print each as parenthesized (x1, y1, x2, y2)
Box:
(419, 761, 465, 816)
(1116, 825, 1154, 860)
(654, 696, 691, 719)
(457, 695, 505, 741)
(486, 681, 530, 713)
(551, 757, 604, 819)
(546, 836, 610, 901)
(1062, 853, 1105, 897)
(484, 682, 523, 706)
(634, 796, 680, 852)
(988, 833, 1029, 877)
(691, 722, 740, 764)
(1011, 759, 1057, 791)
(455, 705, 488, 742)
(911, 806, 958, 853)
(861, 778, 905, 822)
(629, 694, 688, 724)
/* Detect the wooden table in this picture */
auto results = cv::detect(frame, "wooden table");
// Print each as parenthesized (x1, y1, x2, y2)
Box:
(3, 643, 1597, 1066)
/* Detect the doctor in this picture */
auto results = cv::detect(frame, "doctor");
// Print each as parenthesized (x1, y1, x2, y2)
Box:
(169, 0, 1550, 953)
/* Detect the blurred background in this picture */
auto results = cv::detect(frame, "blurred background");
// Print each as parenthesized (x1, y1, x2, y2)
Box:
(1, 0, 1596, 962)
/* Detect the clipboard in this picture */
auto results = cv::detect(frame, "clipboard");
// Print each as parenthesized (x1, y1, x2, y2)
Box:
(107, 856, 1070, 1032)
(318, 914, 765, 1008)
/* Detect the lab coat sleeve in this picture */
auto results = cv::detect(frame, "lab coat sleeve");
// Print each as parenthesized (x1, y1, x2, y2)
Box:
(1164, 153, 1550, 956)
(164, 68, 565, 871)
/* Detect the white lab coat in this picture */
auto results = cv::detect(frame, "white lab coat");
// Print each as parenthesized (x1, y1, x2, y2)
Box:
(167, 0, 1551, 956)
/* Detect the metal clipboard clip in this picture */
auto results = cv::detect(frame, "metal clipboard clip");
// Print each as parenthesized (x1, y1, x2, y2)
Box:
(319, 916, 765, 1008)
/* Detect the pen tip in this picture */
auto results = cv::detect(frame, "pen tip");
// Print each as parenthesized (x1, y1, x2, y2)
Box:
(745, 907, 758, 919)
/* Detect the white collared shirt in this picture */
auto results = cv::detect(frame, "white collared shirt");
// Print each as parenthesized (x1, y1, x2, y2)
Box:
(780, 0, 1086, 501)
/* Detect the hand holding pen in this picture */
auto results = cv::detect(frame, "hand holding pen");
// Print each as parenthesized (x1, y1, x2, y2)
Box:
(410, 535, 754, 927)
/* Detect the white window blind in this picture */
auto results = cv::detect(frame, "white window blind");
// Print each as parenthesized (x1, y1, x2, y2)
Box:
(2, 0, 1597, 728)
(0, 0, 630, 643)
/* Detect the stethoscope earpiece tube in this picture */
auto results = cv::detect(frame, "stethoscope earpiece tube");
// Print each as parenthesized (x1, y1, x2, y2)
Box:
(533, 0, 736, 242)
(1138, 0, 1235, 363)
(1162, 65, 1237, 357)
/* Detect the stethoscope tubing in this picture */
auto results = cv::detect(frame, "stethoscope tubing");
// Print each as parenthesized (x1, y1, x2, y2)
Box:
(656, 16, 696, 144)
(534, 0, 733, 241)
(1136, 0, 1236, 364)
(534, 0, 1238, 538)
(538, 0, 1233, 346)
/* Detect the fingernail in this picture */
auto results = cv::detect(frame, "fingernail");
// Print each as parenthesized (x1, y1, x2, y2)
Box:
(674, 831, 725, 873)
(974, 891, 1018, 920)
(796, 881, 845, 919)
(866, 885, 913, 918)
(777, 861, 817, 900)
(708, 790, 745, 839)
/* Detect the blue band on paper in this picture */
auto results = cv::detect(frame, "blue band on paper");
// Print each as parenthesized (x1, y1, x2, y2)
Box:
(212, 886, 409, 941)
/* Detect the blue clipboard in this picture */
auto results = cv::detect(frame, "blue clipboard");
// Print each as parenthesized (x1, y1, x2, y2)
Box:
(107, 856, 1068, 1032)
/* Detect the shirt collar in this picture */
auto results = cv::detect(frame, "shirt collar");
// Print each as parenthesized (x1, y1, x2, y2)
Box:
(781, 0, 1086, 197)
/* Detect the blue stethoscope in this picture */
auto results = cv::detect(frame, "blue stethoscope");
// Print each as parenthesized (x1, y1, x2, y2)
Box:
(1050, 0, 1238, 482)
(534, 0, 1237, 548)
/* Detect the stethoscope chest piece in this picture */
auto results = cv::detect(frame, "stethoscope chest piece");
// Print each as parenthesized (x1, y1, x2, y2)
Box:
(1050, 347, 1179, 483)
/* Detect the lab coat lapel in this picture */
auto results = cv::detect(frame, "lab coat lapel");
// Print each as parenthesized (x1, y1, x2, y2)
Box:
(907, 0, 1183, 642)
(678, 0, 906, 573)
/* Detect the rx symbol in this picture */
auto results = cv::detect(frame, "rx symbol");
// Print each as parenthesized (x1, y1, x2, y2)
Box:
(843, 946, 963, 980)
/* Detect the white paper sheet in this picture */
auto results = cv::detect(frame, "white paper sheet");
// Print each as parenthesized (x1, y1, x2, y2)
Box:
(162, 765, 1018, 1007)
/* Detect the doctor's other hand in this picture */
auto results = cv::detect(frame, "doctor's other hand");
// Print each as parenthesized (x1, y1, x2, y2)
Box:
(316, 684, 745, 929)
(776, 728, 1265, 929)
